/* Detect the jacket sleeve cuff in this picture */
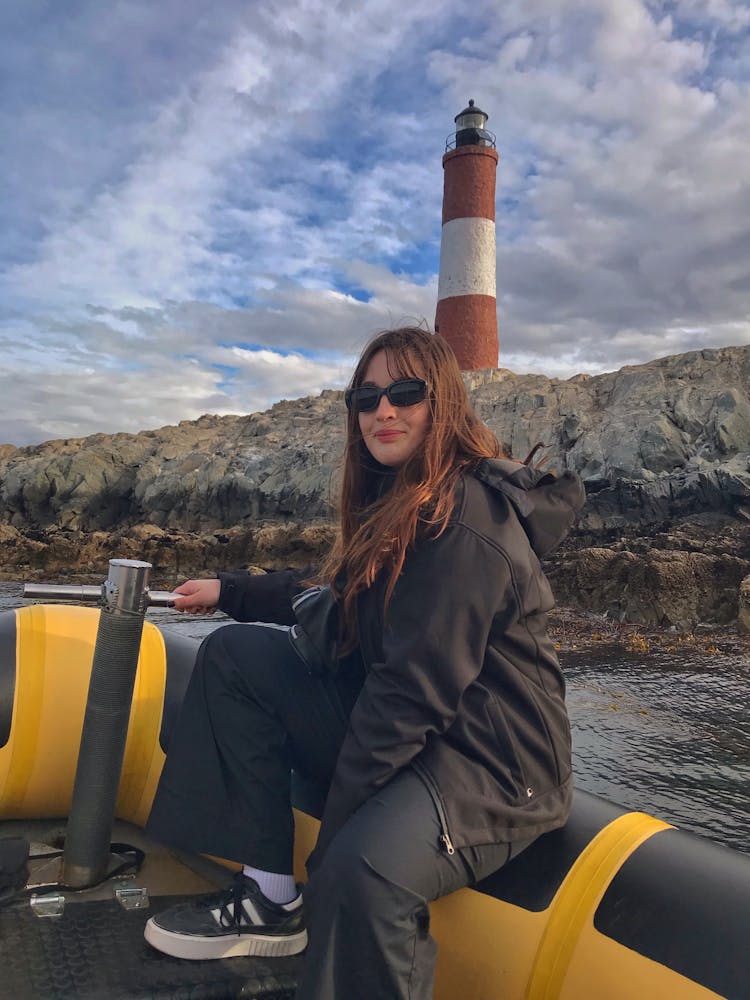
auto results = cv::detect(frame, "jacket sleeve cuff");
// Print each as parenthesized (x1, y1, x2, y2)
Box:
(217, 569, 304, 624)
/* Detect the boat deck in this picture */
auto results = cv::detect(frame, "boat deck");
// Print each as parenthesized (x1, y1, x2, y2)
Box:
(0, 818, 302, 999)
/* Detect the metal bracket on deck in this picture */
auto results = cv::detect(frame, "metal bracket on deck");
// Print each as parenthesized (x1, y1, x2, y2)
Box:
(30, 892, 65, 918)
(113, 881, 149, 910)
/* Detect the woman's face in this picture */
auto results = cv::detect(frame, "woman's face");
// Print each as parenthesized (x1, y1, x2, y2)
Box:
(357, 350, 431, 468)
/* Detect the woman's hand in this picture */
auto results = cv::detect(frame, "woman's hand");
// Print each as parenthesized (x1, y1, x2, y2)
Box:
(172, 579, 221, 615)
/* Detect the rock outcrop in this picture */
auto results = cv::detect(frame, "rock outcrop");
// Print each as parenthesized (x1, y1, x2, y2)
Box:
(548, 516, 750, 628)
(0, 394, 345, 534)
(0, 521, 336, 586)
(739, 575, 750, 635)
(2, 345, 749, 627)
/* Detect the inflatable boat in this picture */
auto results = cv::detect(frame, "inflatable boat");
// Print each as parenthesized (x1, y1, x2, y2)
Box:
(1, 602, 748, 1000)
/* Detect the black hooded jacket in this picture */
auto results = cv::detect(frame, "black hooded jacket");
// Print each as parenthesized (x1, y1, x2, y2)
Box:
(218, 459, 586, 858)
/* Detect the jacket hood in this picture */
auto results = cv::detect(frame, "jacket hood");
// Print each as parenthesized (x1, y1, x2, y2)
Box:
(473, 458, 586, 558)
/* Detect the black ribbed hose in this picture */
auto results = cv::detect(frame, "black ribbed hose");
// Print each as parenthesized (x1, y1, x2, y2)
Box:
(62, 604, 146, 888)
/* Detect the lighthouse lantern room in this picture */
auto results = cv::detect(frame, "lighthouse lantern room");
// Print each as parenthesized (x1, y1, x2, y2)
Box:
(452, 99, 495, 149)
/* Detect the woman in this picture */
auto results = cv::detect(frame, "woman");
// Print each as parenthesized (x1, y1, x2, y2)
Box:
(144, 326, 585, 998)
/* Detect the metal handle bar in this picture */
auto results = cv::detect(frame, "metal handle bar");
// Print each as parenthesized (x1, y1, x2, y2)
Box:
(23, 583, 179, 607)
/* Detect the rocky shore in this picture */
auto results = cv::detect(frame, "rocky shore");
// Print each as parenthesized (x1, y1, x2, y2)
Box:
(2, 345, 749, 631)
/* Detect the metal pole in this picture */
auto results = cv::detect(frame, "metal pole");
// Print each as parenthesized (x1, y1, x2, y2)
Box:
(23, 582, 179, 607)
(24, 583, 104, 602)
(62, 559, 152, 888)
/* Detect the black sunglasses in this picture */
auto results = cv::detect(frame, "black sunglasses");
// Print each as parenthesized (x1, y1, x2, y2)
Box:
(345, 378, 428, 413)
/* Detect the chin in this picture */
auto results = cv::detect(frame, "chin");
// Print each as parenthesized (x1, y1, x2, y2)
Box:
(370, 445, 418, 469)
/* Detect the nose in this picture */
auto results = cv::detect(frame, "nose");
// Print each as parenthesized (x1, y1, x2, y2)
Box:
(374, 392, 397, 419)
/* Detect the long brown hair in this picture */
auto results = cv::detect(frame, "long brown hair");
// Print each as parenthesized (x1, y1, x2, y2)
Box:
(323, 326, 502, 650)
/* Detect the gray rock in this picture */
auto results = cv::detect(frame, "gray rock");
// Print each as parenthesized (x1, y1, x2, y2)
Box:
(2, 344, 750, 626)
(739, 575, 750, 635)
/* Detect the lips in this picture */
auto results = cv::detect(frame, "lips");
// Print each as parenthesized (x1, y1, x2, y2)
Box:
(374, 430, 404, 440)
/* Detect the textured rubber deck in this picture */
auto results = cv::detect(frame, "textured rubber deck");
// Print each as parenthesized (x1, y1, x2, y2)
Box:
(0, 894, 302, 999)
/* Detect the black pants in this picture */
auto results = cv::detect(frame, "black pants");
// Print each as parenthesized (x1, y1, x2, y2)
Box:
(147, 622, 362, 872)
(147, 623, 526, 999)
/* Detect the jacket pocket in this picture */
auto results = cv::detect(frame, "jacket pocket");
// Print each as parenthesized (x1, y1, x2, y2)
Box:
(287, 624, 323, 674)
(485, 693, 531, 803)
(291, 586, 340, 674)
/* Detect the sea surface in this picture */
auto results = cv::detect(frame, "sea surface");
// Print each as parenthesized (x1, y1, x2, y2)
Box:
(1, 581, 748, 854)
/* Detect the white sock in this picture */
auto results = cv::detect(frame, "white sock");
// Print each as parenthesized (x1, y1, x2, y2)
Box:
(242, 865, 298, 904)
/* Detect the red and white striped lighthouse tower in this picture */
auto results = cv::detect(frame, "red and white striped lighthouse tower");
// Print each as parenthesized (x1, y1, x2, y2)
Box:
(435, 100, 499, 370)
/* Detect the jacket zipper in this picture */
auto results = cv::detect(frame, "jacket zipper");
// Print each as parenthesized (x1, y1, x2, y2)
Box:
(412, 761, 455, 855)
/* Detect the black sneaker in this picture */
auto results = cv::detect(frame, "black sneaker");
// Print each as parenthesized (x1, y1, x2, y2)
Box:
(144, 873, 307, 960)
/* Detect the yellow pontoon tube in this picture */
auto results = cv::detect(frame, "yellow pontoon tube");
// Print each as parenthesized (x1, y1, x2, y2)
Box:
(0, 605, 747, 1000)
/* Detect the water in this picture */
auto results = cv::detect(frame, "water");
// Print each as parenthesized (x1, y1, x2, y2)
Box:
(563, 645, 749, 854)
(2, 582, 748, 854)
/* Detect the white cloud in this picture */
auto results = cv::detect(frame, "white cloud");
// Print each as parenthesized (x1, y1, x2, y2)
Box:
(0, 341, 353, 446)
(1, 0, 749, 445)
(3, 1, 447, 314)
(429, 0, 750, 354)
(0, 260, 439, 444)
(670, 0, 750, 32)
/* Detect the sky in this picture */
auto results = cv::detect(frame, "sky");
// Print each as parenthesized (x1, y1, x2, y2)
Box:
(1, 0, 749, 446)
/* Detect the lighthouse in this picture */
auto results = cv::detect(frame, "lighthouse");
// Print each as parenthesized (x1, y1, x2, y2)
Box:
(435, 100, 499, 370)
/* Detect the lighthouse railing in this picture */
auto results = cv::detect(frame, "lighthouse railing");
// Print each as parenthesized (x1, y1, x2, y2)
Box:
(445, 128, 496, 152)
